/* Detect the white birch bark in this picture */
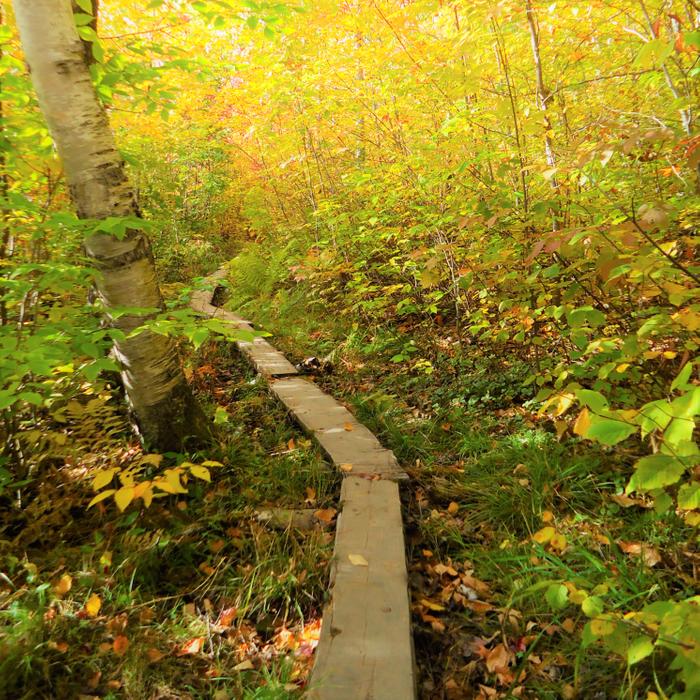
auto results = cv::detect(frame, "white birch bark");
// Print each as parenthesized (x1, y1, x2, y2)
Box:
(13, 0, 209, 449)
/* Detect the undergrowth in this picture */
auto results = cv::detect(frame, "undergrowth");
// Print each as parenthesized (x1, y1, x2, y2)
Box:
(0, 342, 336, 700)
(223, 256, 698, 699)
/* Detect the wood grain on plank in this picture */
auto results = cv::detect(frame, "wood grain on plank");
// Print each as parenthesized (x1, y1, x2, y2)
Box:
(309, 476, 416, 700)
(271, 377, 407, 480)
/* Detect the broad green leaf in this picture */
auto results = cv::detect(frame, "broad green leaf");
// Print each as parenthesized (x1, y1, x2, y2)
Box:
(582, 595, 605, 618)
(585, 414, 636, 445)
(628, 454, 685, 491)
(678, 483, 700, 510)
(671, 362, 694, 392)
(627, 636, 654, 665)
(567, 306, 606, 329)
(576, 389, 608, 413)
(545, 583, 569, 611)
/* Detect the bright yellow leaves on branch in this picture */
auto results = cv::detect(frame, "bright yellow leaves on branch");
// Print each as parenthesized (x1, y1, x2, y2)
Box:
(87, 456, 224, 511)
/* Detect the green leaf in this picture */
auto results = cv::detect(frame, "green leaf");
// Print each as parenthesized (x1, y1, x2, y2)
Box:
(586, 414, 636, 445)
(545, 583, 569, 611)
(92, 40, 105, 64)
(77, 26, 98, 42)
(246, 15, 259, 28)
(678, 483, 700, 510)
(576, 389, 608, 413)
(74, 13, 96, 26)
(582, 595, 605, 617)
(75, 0, 94, 12)
(567, 306, 606, 329)
(671, 362, 694, 392)
(628, 454, 685, 491)
(627, 636, 654, 665)
(189, 327, 210, 349)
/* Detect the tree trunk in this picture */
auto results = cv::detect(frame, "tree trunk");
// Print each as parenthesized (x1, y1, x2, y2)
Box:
(13, 0, 210, 450)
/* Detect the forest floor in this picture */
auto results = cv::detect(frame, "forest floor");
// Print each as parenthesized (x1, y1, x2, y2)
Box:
(1, 270, 697, 700)
(0, 340, 338, 700)
(223, 275, 698, 700)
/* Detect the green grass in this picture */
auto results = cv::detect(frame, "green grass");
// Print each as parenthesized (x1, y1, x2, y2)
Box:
(0, 343, 336, 700)
(222, 264, 697, 699)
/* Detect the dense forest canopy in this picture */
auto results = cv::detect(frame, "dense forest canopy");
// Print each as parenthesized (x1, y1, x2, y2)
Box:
(1, 0, 699, 698)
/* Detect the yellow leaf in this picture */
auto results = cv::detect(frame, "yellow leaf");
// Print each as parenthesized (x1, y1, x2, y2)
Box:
(573, 407, 591, 436)
(447, 501, 459, 515)
(88, 489, 115, 508)
(114, 486, 135, 512)
(348, 553, 368, 566)
(201, 460, 223, 467)
(53, 573, 72, 596)
(532, 526, 555, 544)
(344, 422, 354, 431)
(85, 593, 101, 618)
(92, 468, 117, 491)
(154, 469, 188, 494)
(550, 533, 568, 552)
(142, 487, 154, 508)
(140, 453, 163, 467)
(189, 465, 211, 482)
(542, 510, 554, 523)
(590, 618, 617, 636)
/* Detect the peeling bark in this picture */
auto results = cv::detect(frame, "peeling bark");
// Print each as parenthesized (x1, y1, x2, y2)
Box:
(13, 0, 210, 450)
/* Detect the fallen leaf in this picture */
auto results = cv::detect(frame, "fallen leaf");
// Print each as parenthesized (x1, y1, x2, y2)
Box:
(53, 573, 72, 597)
(113, 635, 129, 656)
(209, 539, 225, 554)
(550, 533, 568, 553)
(562, 618, 576, 634)
(348, 553, 368, 566)
(618, 541, 661, 567)
(314, 507, 337, 524)
(447, 501, 459, 515)
(179, 637, 204, 655)
(305, 486, 316, 503)
(340, 463, 353, 472)
(217, 607, 237, 627)
(288, 438, 296, 450)
(532, 526, 555, 544)
(147, 648, 166, 663)
(85, 593, 102, 618)
(420, 597, 446, 612)
(485, 643, 511, 673)
(234, 659, 254, 671)
(139, 607, 155, 624)
(541, 510, 554, 523)
(49, 640, 69, 653)
(87, 670, 102, 689)
(343, 422, 354, 431)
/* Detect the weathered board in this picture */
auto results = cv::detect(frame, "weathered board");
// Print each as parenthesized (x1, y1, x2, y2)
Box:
(191, 267, 416, 700)
(190, 283, 297, 377)
(236, 337, 299, 378)
(271, 377, 407, 481)
(308, 476, 416, 700)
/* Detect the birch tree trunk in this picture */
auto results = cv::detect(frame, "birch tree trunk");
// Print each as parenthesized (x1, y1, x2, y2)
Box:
(13, 0, 210, 450)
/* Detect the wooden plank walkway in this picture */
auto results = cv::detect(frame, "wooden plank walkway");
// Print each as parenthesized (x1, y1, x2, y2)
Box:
(191, 269, 416, 700)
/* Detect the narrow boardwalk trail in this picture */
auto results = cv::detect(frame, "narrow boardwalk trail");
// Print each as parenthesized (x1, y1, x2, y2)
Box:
(192, 270, 417, 699)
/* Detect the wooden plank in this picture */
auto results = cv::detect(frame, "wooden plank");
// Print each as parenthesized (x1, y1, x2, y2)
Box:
(270, 377, 407, 480)
(237, 337, 299, 378)
(309, 476, 416, 700)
